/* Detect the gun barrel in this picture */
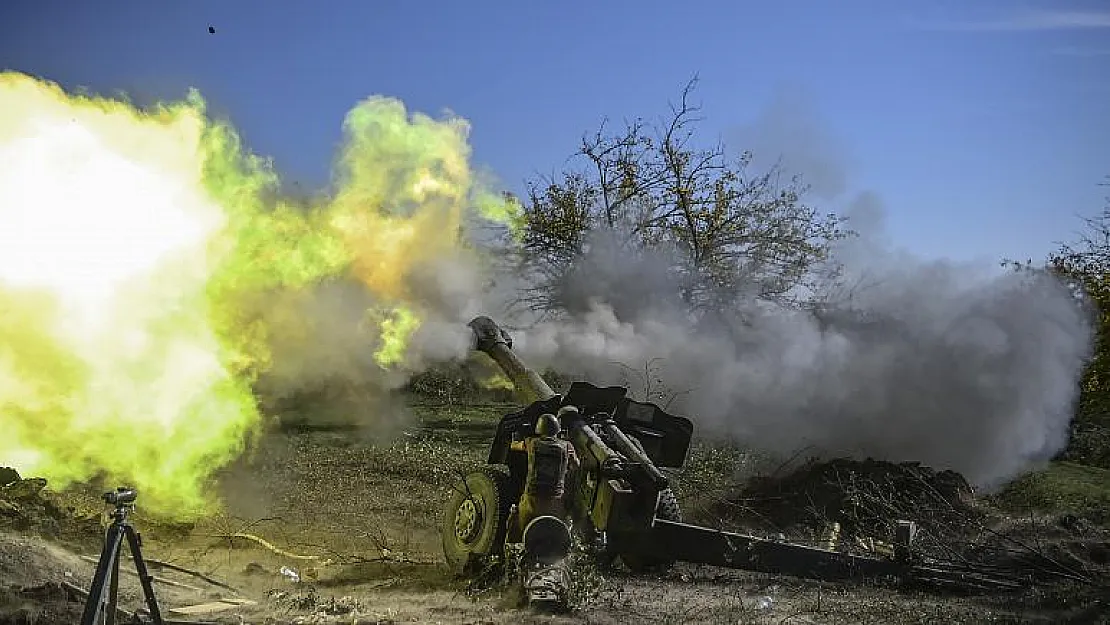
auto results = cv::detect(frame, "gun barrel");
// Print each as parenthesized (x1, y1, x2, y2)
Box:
(599, 422, 669, 489)
(468, 316, 556, 404)
(570, 421, 621, 469)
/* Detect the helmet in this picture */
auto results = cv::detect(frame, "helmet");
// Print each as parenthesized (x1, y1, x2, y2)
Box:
(556, 405, 580, 419)
(535, 413, 561, 437)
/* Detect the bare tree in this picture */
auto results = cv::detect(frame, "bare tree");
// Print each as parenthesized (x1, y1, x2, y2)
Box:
(514, 77, 852, 318)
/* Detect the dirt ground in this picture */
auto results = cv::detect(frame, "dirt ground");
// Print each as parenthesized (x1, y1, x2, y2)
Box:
(2, 401, 1109, 624)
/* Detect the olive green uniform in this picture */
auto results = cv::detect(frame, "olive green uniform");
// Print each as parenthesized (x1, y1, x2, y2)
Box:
(513, 435, 579, 537)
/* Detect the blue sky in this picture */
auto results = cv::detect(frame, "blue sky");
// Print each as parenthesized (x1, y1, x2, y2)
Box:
(1, 0, 1107, 264)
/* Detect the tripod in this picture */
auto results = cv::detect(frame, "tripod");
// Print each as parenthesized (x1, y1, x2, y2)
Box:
(80, 487, 164, 625)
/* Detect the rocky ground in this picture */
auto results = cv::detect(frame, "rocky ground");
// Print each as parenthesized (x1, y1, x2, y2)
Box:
(1, 402, 1109, 624)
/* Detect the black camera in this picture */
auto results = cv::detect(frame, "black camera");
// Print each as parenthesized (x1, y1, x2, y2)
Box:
(102, 487, 137, 506)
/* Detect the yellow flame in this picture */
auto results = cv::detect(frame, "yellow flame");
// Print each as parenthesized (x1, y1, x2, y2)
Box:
(475, 191, 527, 241)
(0, 73, 264, 517)
(372, 307, 421, 367)
(331, 97, 472, 300)
(0, 72, 522, 518)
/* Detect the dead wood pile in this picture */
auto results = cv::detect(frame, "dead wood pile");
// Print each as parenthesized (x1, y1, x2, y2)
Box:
(0, 468, 102, 548)
(728, 458, 981, 547)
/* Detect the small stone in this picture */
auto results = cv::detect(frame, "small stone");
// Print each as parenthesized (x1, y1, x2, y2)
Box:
(243, 562, 266, 575)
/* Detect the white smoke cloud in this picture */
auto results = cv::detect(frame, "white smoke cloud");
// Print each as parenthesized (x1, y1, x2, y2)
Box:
(483, 89, 1094, 489)
(504, 198, 1092, 488)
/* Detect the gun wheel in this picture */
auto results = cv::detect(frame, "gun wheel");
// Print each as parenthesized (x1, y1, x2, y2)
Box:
(442, 466, 514, 576)
(620, 489, 682, 573)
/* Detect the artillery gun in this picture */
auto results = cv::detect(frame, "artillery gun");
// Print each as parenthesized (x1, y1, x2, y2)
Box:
(441, 316, 1024, 604)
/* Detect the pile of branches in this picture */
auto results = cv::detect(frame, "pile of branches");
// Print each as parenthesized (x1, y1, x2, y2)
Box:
(726, 458, 981, 550)
(0, 468, 102, 548)
(0, 581, 86, 625)
(722, 458, 1110, 594)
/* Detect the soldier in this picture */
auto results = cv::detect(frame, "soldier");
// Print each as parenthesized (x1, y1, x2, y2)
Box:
(508, 410, 580, 539)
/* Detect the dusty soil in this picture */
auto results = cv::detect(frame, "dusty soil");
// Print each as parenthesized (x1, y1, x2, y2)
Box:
(2, 402, 1109, 624)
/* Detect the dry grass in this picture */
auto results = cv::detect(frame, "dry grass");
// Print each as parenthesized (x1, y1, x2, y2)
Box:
(4, 398, 1110, 623)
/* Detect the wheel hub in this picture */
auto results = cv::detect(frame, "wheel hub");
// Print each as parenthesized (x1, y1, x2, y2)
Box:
(454, 496, 482, 542)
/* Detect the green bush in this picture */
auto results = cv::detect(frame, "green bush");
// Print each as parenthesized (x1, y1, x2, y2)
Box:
(990, 461, 1110, 524)
(404, 363, 514, 404)
(404, 361, 583, 405)
(1061, 423, 1110, 469)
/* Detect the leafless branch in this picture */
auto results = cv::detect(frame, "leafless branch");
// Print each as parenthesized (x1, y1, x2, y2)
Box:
(507, 76, 853, 317)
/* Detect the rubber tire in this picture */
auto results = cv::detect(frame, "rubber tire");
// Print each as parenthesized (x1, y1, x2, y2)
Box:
(442, 466, 515, 576)
(619, 489, 682, 573)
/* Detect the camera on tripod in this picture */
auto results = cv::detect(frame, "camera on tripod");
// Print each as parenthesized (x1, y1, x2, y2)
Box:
(82, 486, 165, 624)
(103, 487, 137, 506)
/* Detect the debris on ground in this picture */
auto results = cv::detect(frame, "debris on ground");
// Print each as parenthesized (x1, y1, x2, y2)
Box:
(267, 588, 373, 622)
(0, 581, 85, 625)
(715, 457, 1110, 599)
(725, 458, 981, 549)
(280, 565, 302, 583)
(166, 597, 258, 618)
(960, 513, 1110, 586)
(0, 468, 103, 548)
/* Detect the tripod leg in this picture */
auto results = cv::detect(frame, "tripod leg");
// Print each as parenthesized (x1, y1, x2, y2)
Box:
(124, 525, 165, 625)
(81, 524, 126, 625)
(108, 549, 120, 625)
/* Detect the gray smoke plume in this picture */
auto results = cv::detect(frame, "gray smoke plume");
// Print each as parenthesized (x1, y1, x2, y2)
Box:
(728, 85, 852, 200)
(245, 245, 488, 434)
(252, 254, 484, 387)
(505, 193, 1093, 489)
(483, 90, 1094, 488)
